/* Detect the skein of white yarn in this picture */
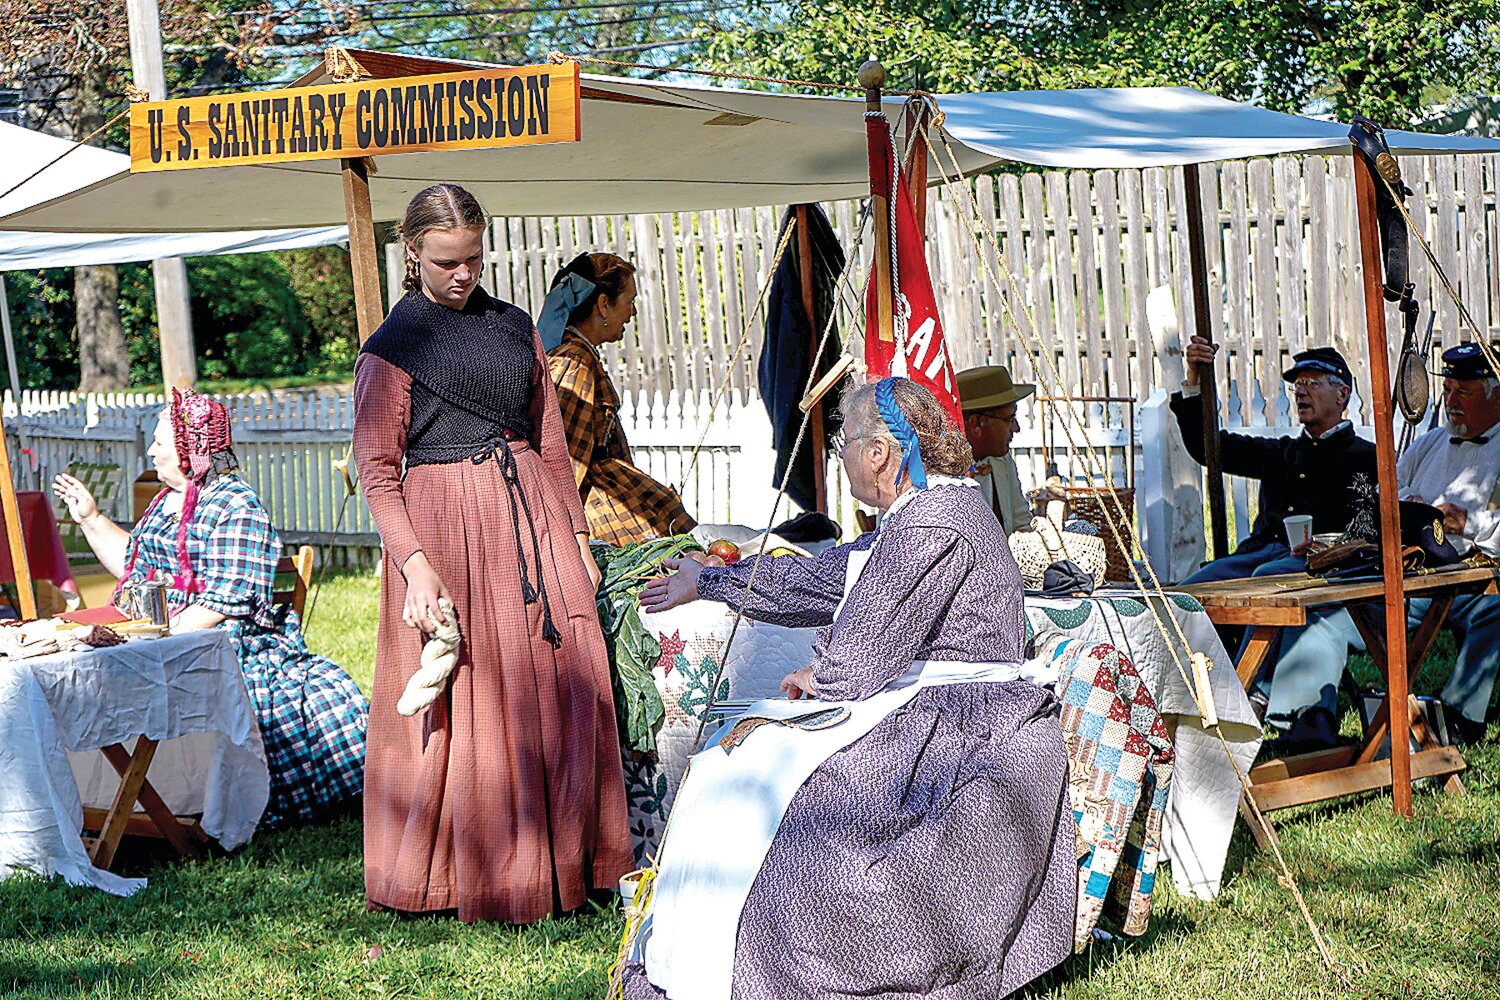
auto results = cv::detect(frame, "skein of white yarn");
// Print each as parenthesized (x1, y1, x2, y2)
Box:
(396, 598, 462, 717)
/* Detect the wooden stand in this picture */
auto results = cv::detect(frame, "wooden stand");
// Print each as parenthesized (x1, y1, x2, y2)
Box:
(859, 60, 895, 347)
(81, 738, 207, 869)
(1183, 566, 1492, 838)
(342, 156, 384, 345)
(0, 414, 35, 619)
(1352, 145, 1414, 817)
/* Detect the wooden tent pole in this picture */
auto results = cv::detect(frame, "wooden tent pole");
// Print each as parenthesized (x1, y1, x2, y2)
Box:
(342, 156, 384, 345)
(1352, 147, 1413, 817)
(1182, 163, 1230, 559)
(859, 60, 894, 346)
(901, 100, 931, 236)
(0, 419, 35, 619)
(795, 205, 829, 512)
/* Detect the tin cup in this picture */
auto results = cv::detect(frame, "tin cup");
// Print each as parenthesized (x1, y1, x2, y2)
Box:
(140, 580, 169, 626)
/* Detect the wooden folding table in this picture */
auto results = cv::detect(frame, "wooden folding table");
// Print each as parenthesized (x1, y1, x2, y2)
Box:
(81, 737, 208, 869)
(1181, 565, 1499, 841)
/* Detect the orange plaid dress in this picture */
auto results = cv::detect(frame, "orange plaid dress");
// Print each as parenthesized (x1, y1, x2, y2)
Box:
(547, 330, 696, 546)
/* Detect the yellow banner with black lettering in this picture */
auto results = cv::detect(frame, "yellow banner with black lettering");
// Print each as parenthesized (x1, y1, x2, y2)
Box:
(129, 63, 580, 172)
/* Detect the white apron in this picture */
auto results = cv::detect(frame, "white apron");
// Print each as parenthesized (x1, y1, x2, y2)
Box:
(642, 540, 1024, 1000)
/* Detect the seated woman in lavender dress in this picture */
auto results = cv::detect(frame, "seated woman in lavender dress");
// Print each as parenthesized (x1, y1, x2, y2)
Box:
(624, 378, 1075, 1000)
(52, 389, 367, 829)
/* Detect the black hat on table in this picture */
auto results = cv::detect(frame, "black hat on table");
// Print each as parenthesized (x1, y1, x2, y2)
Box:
(1399, 500, 1464, 566)
(1282, 347, 1353, 387)
(1434, 342, 1500, 381)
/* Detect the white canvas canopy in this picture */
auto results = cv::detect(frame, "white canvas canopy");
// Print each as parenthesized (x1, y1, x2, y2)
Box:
(0, 121, 346, 264)
(5, 51, 1498, 234)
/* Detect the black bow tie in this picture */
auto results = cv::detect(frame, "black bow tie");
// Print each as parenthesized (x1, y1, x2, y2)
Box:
(1451, 435, 1490, 445)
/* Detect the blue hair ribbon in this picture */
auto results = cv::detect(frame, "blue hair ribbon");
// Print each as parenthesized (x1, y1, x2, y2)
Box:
(875, 377, 927, 489)
(537, 271, 597, 351)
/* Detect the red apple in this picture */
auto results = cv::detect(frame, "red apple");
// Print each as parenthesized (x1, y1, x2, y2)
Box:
(707, 539, 741, 564)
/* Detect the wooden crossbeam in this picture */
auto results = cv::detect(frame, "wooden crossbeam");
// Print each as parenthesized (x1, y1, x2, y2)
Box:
(1248, 746, 1465, 813)
(89, 738, 159, 869)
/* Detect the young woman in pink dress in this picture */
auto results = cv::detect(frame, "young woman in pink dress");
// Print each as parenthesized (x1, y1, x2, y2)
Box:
(353, 183, 632, 922)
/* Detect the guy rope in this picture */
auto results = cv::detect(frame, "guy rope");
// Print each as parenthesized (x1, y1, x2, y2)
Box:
(608, 182, 875, 1000)
(924, 104, 1339, 968)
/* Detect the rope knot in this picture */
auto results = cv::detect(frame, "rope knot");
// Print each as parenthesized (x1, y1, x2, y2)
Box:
(325, 47, 363, 84)
(548, 50, 569, 64)
(125, 84, 151, 104)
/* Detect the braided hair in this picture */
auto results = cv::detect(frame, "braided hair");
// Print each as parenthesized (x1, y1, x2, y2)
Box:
(397, 183, 486, 293)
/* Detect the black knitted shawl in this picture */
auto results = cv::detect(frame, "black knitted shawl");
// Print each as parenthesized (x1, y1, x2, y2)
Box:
(362, 288, 539, 448)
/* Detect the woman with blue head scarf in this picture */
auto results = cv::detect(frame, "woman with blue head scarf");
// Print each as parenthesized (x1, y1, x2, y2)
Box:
(542, 252, 696, 546)
(626, 377, 1074, 1000)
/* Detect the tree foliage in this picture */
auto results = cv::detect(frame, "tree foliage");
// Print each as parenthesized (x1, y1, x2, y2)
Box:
(705, 1, 1500, 127)
(0, 248, 356, 392)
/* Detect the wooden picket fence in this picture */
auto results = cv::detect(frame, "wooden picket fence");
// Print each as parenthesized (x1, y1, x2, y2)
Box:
(3, 387, 1137, 557)
(474, 153, 1500, 430)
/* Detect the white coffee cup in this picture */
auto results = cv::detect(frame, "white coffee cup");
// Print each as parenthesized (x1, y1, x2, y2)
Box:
(1283, 514, 1314, 549)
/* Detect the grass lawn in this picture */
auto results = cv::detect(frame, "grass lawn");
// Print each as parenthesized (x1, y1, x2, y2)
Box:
(3, 571, 1497, 997)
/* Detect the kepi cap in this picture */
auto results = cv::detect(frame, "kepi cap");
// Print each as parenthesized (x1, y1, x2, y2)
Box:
(1282, 347, 1353, 387)
(1434, 342, 1499, 381)
(956, 365, 1035, 412)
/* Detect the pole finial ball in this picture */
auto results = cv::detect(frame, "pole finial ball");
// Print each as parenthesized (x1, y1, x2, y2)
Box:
(858, 60, 887, 90)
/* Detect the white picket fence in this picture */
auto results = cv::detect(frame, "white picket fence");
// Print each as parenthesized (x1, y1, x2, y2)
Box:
(470, 153, 1500, 433)
(3, 387, 1145, 559)
(4, 389, 375, 551)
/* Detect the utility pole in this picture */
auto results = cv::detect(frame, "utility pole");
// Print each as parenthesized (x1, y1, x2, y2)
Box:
(126, 0, 197, 389)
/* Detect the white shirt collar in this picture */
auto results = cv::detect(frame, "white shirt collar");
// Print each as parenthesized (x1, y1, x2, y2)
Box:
(883, 474, 978, 522)
(1302, 419, 1352, 440)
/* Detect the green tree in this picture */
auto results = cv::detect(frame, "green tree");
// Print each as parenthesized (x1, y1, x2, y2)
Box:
(279, 246, 360, 377)
(706, 1, 1500, 127)
(0, 270, 79, 391)
(185, 255, 309, 382)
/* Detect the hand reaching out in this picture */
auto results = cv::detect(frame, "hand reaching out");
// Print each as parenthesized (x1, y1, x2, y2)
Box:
(52, 473, 98, 524)
(639, 557, 704, 613)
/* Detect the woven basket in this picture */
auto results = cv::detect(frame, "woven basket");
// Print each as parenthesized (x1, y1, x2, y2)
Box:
(1051, 485, 1136, 581)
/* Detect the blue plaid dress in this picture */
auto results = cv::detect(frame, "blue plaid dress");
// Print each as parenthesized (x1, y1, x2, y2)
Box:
(124, 475, 368, 829)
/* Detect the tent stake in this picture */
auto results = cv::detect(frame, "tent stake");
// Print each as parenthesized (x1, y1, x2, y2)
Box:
(1352, 145, 1412, 818)
(1182, 163, 1230, 560)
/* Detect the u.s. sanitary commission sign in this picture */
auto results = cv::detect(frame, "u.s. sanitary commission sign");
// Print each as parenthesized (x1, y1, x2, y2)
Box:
(129, 63, 580, 172)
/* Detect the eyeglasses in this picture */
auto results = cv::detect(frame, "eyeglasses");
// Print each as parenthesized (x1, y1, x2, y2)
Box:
(1291, 376, 1337, 390)
(968, 409, 1019, 426)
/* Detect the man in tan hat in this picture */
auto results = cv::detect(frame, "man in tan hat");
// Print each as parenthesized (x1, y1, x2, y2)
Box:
(957, 365, 1035, 535)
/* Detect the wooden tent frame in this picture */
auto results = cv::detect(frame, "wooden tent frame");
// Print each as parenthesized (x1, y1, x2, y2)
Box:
(853, 61, 1453, 819)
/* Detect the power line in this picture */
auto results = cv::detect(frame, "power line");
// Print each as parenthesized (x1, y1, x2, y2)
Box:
(225, 0, 718, 20)
(574, 36, 704, 56)
(240, 8, 732, 56)
(174, 5, 732, 56)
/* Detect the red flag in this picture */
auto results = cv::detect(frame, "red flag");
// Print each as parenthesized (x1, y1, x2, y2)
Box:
(864, 113, 964, 429)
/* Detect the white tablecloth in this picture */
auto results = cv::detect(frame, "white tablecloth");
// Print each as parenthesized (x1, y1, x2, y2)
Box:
(0, 630, 269, 896)
(1024, 591, 1263, 899)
